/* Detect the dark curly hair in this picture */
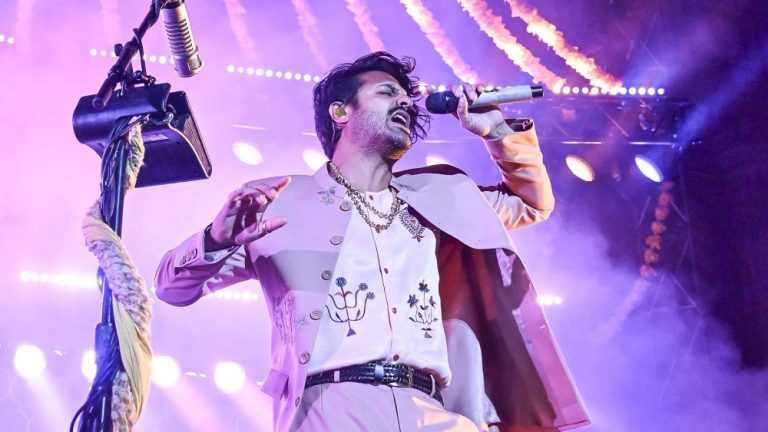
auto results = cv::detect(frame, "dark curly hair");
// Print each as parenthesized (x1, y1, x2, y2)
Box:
(312, 51, 430, 158)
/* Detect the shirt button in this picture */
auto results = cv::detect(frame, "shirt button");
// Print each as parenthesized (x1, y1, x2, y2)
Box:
(299, 352, 311, 364)
(310, 309, 323, 320)
(340, 201, 352, 211)
(321, 270, 332, 280)
(330, 235, 343, 245)
(383, 268, 389, 274)
(295, 397, 301, 407)
(391, 307, 397, 314)
(393, 354, 400, 361)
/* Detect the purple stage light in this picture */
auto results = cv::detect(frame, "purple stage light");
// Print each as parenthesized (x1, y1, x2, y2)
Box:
(214, 362, 247, 394)
(565, 155, 595, 182)
(152, 356, 181, 388)
(14, 345, 46, 379)
(232, 142, 263, 166)
(634, 155, 663, 182)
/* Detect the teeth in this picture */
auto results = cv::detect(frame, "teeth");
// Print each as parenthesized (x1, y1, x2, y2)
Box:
(393, 113, 408, 125)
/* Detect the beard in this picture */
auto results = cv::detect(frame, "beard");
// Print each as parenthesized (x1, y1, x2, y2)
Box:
(351, 108, 413, 160)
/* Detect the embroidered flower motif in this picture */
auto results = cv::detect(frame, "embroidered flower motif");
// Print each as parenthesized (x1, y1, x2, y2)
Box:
(408, 281, 439, 338)
(399, 211, 425, 242)
(407, 294, 418, 307)
(326, 276, 375, 337)
(392, 180, 416, 192)
(318, 186, 338, 205)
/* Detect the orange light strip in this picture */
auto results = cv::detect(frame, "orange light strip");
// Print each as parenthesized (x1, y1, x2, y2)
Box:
(291, 0, 329, 70)
(345, 0, 386, 52)
(505, 0, 621, 90)
(458, 0, 566, 90)
(223, 0, 259, 60)
(401, 0, 481, 84)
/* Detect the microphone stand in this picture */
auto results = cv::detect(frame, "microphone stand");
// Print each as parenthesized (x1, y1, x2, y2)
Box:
(72, 1, 170, 431)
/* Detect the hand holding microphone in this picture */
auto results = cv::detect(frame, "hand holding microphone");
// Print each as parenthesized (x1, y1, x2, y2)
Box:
(427, 83, 541, 139)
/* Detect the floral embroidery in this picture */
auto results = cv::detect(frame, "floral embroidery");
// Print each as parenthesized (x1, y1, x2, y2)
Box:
(408, 281, 439, 338)
(272, 294, 296, 345)
(392, 180, 416, 192)
(326, 277, 375, 336)
(318, 186, 338, 205)
(399, 211, 425, 242)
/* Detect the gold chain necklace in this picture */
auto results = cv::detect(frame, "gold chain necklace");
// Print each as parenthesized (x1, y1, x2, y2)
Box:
(328, 162, 404, 232)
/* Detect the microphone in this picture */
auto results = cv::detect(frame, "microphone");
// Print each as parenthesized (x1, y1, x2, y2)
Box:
(425, 85, 543, 114)
(162, 0, 204, 77)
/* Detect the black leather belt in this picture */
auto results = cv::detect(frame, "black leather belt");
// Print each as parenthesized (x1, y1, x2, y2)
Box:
(305, 361, 443, 405)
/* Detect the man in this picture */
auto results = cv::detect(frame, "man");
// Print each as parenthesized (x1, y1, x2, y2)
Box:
(155, 52, 589, 431)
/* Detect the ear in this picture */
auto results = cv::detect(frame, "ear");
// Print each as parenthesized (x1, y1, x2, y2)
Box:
(329, 102, 349, 125)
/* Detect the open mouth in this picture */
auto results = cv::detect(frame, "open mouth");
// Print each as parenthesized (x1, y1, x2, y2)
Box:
(390, 110, 411, 131)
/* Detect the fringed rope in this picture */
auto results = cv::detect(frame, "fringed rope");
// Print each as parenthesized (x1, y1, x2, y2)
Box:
(82, 124, 153, 431)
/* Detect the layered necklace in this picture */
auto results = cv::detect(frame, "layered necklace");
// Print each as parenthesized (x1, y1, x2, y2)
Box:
(328, 161, 404, 232)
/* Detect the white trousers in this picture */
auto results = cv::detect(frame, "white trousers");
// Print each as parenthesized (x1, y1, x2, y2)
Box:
(290, 382, 480, 431)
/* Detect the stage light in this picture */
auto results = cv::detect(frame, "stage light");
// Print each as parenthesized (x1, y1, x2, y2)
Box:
(638, 87, 647, 96)
(437, 84, 446, 92)
(256, 68, 264, 76)
(628, 87, 637, 95)
(536, 295, 564, 306)
(89, 48, 97, 56)
(7, 36, 14, 44)
(285, 71, 293, 80)
(581, 87, 589, 94)
(657, 88, 666, 95)
(0, 35, 5, 42)
(648, 87, 657, 96)
(151, 356, 181, 388)
(99, 49, 107, 57)
(81, 350, 96, 382)
(562, 86, 571, 95)
(552, 85, 561, 95)
(159, 55, 168, 64)
(236, 66, 244, 74)
(232, 142, 263, 166)
(620, 87, 628, 95)
(634, 155, 663, 182)
(313, 75, 321, 82)
(572, 86, 580, 94)
(265, 69, 274, 77)
(302, 148, 327, 171)
(149, 55, 157, 63)
(214, 362, 247, 394)
(425, 155, 449, 166)
(565, 155, 595, 182)
(590, 87, 599, 95)
(246, 67, 254, 75)
(14, 345, 46, 379)
(600, 87, 609, 95)
(294, 74, 302, 81)
(303, 74, 311, 82)
(226, 65, 235, 73)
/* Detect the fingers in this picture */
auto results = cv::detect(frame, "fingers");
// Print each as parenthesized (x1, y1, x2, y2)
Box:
(235, 216, 288, 244)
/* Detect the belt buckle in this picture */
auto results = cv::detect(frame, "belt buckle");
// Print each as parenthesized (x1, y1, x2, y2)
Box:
(387, 363, 413, 388)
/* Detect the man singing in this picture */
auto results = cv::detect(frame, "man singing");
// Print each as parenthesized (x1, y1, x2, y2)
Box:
(155, 52, 589, 431)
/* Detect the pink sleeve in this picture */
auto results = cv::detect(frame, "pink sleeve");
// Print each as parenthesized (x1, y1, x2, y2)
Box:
(154, 230, 256, 306)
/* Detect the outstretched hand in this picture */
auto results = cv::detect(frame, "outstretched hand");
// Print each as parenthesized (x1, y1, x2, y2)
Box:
(205, 176, 291, 251)
(429, 83, 514, 140)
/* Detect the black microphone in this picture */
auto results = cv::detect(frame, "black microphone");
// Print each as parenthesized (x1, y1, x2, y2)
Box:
(162, 0, 204, 77)
(425, 85, 544, 114)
